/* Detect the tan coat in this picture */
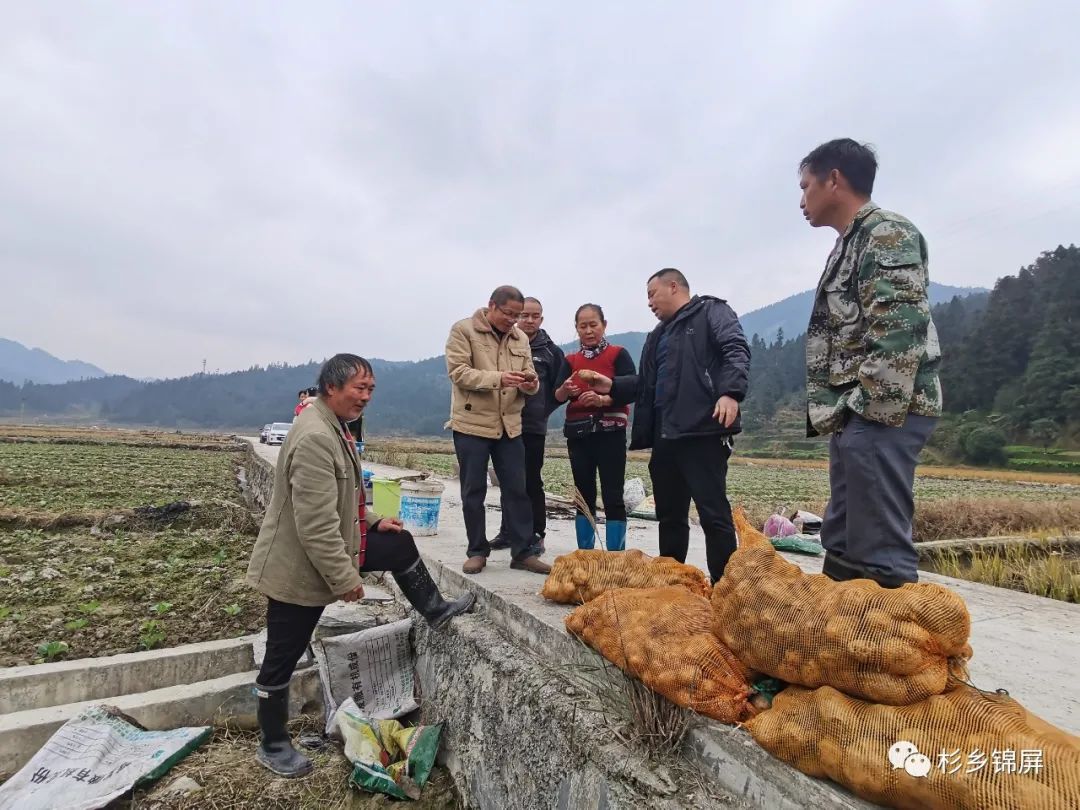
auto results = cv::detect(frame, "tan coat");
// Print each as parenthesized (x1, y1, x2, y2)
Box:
(445, 308, 538, 440)
(246, 398, 379, 606)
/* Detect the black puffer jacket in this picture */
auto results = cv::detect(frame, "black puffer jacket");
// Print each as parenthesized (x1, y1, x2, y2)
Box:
(611, 296, 751, 449)
(521, 329, 566, 435)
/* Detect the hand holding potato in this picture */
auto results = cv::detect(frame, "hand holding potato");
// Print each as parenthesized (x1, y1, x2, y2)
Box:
(577, 369, 613, 393)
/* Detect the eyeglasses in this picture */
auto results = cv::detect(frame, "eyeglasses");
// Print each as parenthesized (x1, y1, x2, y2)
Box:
(494, 304, 524, 321)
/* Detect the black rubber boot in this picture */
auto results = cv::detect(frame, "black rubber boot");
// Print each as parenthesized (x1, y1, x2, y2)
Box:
(255, 686, 313, 778)
(393, 560, 476, 630)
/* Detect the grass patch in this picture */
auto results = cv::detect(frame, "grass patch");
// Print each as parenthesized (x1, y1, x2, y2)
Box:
(924, 543, 1080, 603)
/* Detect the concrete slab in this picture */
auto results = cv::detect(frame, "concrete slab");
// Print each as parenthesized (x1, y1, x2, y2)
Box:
(0, 667, 321, 777)
(0, 635, 258, 715)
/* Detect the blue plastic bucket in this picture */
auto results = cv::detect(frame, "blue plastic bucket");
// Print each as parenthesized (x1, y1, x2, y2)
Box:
(398, 479, 444, 537)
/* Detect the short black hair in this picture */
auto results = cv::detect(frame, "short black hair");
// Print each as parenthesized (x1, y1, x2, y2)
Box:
(575, 303, 605, 323)
(298, 389, 308, 398)
(306, 386, 318, 397)
(799, 138, 877, 196)
(489, 285, 525, 307)
(317, 354, 373, 395)
(523, 296, 543, 308)
(647, 267, 690, 291)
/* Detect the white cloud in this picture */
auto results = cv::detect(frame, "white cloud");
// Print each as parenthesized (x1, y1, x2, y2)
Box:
(1, 1, 1077, 377)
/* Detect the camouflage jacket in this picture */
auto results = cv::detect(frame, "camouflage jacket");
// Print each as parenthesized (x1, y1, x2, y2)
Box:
(805, 201, 942, 436)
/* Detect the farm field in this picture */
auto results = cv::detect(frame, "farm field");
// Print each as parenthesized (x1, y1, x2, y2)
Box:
(0, 428, 264, 667)
(364, 438, 1080, 543)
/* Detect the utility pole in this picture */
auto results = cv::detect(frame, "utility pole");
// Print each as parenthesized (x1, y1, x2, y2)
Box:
(202, 358, 207, 375)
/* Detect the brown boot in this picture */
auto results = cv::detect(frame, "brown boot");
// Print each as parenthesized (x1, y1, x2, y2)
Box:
(510, 555, 551, 575)
(462, 556, 487, 574)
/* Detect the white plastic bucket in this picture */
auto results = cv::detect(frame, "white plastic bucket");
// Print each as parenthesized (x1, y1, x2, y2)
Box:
(398, 479, 445, 537)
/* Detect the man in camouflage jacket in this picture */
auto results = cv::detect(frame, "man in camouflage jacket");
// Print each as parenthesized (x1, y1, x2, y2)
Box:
(799, 139, 941, 587)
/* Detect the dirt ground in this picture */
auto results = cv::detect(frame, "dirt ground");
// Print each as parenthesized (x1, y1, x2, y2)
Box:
(114, 719, 462, 810)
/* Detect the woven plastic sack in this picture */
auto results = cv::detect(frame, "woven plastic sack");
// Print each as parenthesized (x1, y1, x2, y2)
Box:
(769, 534, 824, 556)
(541, 548, 710, 604)
(623, 477, 647, 513)
(746, 684, 1080, 810)
(565, 586, 753, 723)
(712, 511, 972, 705)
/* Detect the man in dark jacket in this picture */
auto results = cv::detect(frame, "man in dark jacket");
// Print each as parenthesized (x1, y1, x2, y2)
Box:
(491, 296, 565, 553)
(592, 268, 750, 582)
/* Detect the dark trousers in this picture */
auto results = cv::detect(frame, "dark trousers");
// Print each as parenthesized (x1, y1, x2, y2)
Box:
(821, 412, 937, 588)
(255, 528, 421, 691)
(567, 430, 627, 521)
(453, 431, 540, 561)
(497, 432, 547, 540)
(649, 434, 735, 583)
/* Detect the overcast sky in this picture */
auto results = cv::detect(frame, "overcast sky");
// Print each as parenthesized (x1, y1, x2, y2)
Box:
(2, 2, 1078, 379)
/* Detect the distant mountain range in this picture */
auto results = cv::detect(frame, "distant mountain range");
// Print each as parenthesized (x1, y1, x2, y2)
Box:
(0, 338, 109, 385)
(0, 282, 984, 388)
(0, 282, 989, 433)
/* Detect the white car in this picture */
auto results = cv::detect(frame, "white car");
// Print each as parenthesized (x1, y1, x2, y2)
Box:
(267, 422, 292, 445)
(259, 424, 271, 443)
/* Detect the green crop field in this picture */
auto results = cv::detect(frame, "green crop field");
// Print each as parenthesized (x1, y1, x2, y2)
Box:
(0, 429, 263, 666)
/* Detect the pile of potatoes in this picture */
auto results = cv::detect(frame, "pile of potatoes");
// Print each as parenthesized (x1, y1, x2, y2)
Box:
(565, 586, 753, 723)
(712, 542, 972, 705)
(746, 684, 1080, 809)
(541, 548, 711, 604)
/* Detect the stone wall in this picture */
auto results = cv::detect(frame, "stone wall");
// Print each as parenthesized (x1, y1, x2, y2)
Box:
(242, 443, 275, 509)
(412, 613, 719, 810)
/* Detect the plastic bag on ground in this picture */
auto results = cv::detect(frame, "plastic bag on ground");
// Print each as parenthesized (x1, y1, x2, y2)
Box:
(712, 511, 972, 705)
(768, 533, 824, 556)
(542, 548, 710, 604)
(329, 697, 441, 800)
(311, 618, 418, 732)
(764, 513, 797, 538)
(566, 586, 753, 723)
(0, 705, 210, 810)
(622, 477, 647, 514)
(746, 684, 1080, 810)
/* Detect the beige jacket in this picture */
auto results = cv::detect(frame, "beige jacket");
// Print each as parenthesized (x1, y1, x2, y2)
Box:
(445, 308, 538, 439)
(246, 398, 380, 606)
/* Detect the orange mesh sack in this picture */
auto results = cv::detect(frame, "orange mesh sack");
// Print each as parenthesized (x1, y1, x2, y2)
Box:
(732, 506, 773, 549)
(746, 684, 1080, 810)
(712, 513, 971, 705)
(565, 586, 752, 723)
(541, 549, 710, 604)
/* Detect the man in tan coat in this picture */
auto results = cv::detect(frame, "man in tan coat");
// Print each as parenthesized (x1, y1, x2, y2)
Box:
(247, 354, 473, 778)
(446, 285, 550, 575)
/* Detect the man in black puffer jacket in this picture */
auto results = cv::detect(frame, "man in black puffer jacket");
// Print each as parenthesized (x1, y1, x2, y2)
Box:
(490, 296, 566, 553)
(592, 268, 750, 582)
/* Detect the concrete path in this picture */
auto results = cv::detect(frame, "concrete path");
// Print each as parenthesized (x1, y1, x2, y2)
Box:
(251, 439, 1080, 735)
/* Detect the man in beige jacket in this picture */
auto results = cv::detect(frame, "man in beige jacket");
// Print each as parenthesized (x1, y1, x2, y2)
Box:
(446, 285, 550, 575)
(247, 354, 473, 778)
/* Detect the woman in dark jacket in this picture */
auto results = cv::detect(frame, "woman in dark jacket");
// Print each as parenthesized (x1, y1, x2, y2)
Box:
(553, 304, 636, 550)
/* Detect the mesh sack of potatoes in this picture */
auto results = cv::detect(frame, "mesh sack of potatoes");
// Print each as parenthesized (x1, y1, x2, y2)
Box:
(746, 683, 1080, 810)
(565, 585, 753, 723)
(711, 511, 971, 705)
(541, 548, 711, 604)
